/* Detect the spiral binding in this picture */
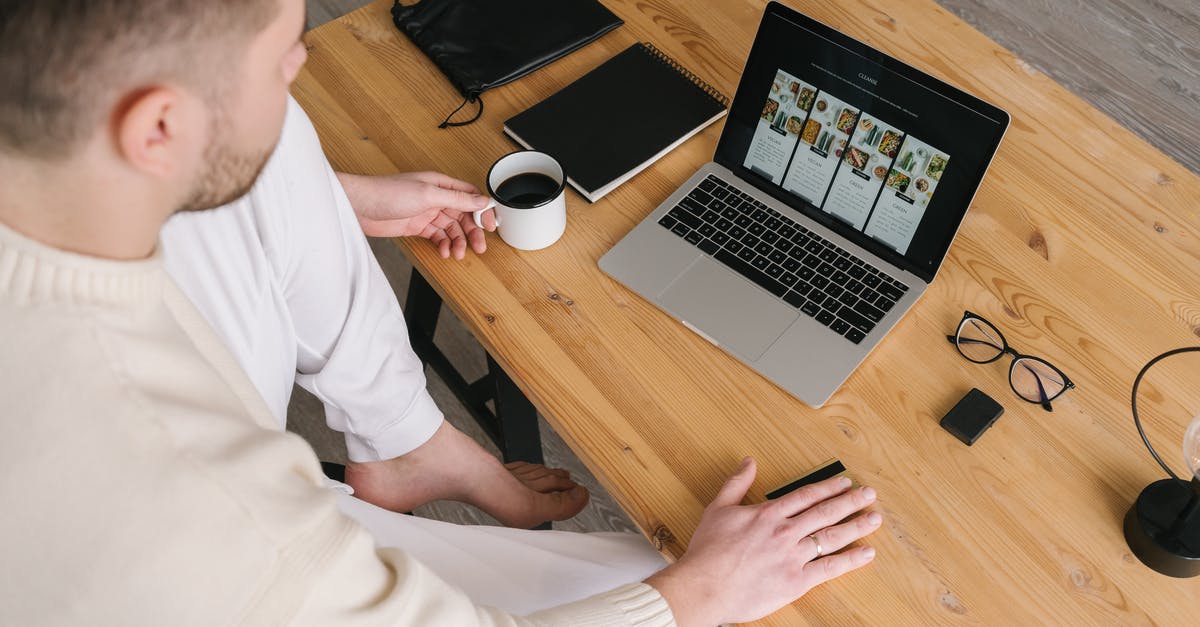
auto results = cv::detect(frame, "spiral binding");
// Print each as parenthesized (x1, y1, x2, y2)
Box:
(639, 42, 730, 108)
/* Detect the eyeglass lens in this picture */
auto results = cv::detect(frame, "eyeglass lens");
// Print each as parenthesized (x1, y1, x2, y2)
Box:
(955, 317, 1005, 363)
(1010, 358, 1067, 404)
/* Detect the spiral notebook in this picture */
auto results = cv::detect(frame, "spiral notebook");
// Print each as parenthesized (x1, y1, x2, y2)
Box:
(503, 42, 729, 202)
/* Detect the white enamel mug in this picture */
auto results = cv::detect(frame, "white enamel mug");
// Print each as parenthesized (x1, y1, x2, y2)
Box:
(474, 151, 567, 251)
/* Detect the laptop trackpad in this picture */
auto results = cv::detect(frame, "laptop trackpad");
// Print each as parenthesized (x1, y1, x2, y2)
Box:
(659, 257, 799, 361)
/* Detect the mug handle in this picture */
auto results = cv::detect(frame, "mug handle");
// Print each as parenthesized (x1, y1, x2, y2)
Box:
(473, 198, 500, 230)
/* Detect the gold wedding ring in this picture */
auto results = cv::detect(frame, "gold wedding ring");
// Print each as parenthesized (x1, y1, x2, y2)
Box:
(809, 533, 824, 557)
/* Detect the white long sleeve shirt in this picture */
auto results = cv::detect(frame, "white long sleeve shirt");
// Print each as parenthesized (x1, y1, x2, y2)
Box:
(162, 98, 441, 462)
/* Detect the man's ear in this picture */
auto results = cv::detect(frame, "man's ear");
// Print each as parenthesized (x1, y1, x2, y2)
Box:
(112, 86, 192, 179)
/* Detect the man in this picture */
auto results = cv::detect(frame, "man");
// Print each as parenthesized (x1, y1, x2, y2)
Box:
(0, 1, 881, 625)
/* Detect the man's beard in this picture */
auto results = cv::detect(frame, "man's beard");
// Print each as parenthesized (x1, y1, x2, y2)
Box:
(176, 112, 274, 213)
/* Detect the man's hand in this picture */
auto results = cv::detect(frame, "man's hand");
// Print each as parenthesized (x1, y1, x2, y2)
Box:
(644, 458, 880, 626)
(336, 171, 498, 259)
(344, 422, 588, 528)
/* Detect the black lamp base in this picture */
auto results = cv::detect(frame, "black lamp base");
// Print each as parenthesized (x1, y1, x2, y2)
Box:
(1123, 478, 1200, 578)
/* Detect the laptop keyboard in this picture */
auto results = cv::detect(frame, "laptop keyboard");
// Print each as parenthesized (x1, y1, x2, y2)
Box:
(657, 174, 909, 345)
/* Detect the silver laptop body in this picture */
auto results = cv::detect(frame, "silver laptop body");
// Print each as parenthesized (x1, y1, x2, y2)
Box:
(598, 3, 1009, 406)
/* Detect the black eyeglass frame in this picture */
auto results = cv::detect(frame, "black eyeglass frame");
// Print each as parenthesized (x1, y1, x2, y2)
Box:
(946, 310, 1076, 411)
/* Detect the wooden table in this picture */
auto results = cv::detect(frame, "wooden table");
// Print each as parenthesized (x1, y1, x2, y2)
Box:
(294, 0, 1200, 623)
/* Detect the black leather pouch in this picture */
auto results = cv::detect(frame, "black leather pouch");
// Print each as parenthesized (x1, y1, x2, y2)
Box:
(391, 0, 623, 127)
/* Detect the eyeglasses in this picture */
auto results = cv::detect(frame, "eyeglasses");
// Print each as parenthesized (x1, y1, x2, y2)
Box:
(947, 311, 1075, 412)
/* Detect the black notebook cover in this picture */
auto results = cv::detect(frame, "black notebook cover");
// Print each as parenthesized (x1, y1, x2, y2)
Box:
(504, 42, 728, 202)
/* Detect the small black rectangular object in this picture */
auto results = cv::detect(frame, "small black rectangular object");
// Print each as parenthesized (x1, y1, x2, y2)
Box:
(939, 388, 1004, 446)
(766, 459, 847, 500)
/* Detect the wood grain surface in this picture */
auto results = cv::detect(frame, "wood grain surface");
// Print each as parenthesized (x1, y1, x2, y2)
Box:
(294, 0, 1200, 624)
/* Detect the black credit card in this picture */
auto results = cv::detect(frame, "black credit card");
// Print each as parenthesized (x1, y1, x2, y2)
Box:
(766, 459, 848, 500)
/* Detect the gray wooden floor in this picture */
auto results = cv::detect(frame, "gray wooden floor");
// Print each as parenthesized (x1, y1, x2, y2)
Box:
(294, 0, 1200, 533)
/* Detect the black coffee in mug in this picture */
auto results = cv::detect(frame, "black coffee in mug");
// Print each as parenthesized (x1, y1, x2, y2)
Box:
(495, 173, 559, 206)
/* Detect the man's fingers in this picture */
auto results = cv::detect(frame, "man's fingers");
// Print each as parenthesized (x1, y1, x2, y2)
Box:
(799, 511, 882, 561)
(802, 545, 877, 586)
(774, 475, 854, 518)
(424, 184, 491, 214)
(443, 219, 468, 260)
(710, 457, 756, 509)
(412, 170, 481, 194)
(423, 226, 451, 259)
(790, 487, 877, 536)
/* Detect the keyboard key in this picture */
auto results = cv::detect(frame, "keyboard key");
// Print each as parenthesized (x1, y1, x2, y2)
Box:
(658, 215, 677, 229)
(853, 300, 885, 323)
(783, 291, 807, 308)
(768, 250, 787, 264)
(680, 197, 706, 215)
(812, 276, 829, 290)
(823, 295, 840, 310)
(831, 319, 851, 335)
(791, 233, 810, 247)
(702, 210, 720, 223)
(685, 231, 703, 245)
(838, 291, 859, 307)
(846, 328, 866, 344)
(801, 301, 821, 317)
(879, 282, 905, 301)
(762, 231, 780, 245)
(713, 187, 730, 200)
(798, 267, 815, 281)
(671, 224, 690, 238)
(837, 306, 874, 332)
(765, 264, 783, 278)
(846, 279, 865, 294)
(737, 247, 756, 262)
(825, 284, 844, 299)
(780, 272, 799, 287)
(751, 209, 768, 222)
(698, 239, 720, 255)
(793, 283, 813, 296)
(783, 258, 801, 272)
(716, 218, 733, 231)
(778, 224, 796, 239)
(818, 262, 835, 276)
(832, 271, 849, 285)
(724, 240, 743, 254)
(863, 274, 881, 288)
(734, 215, 752, 227)
(848, 265, 866, 279)
(721, 207, 739, 220)
(833, 257, 851, 271)
(819, 249, 838, 263)
(802, 254, 820, 268)
(748, 223, 766, 236)
(805, 241, 822, 254)
(755, 242, 773, 256)
(729, 226, 747, 239)
(816, 310, 835, 326)
(877, 295, 897, 313)
(711, 232, 730, 245)
(698, 179, 716, 193)
(775, 241, 794, 255)
(715, 250, 789, 298)
(751, 255, 769, 270)
(765, 217, 782, 230)
(744, 235, 761, 248)
(699, 224, 716, 237)
(673, 210, 702, 229)
(688, 189, 715, 205)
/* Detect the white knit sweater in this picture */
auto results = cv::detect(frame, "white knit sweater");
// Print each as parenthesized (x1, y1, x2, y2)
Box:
(0, 219, 674, 626)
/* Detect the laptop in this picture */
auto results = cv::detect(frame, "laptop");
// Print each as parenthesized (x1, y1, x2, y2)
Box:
(598, 2, 1010, 407)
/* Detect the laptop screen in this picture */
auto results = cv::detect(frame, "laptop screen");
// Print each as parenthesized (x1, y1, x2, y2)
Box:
(714, 2, 1009, 282)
